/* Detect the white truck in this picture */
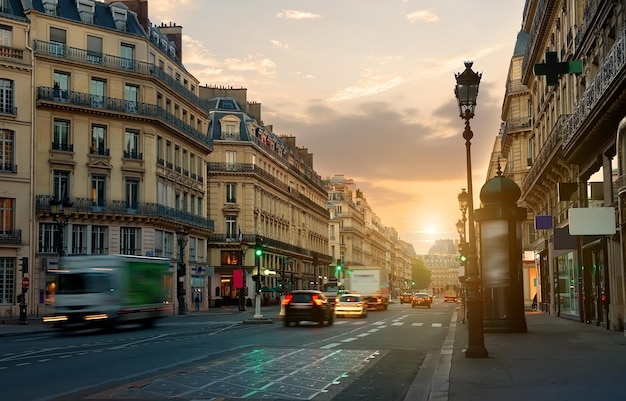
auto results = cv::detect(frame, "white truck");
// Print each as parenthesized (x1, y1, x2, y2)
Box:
(43, 255, 173, 329)
(346, 267, 389, 310)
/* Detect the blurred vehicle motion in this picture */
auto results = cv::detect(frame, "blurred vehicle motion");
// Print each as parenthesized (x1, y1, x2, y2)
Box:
(334, 294, 368, 318)
(283, 290, 334, 326)
(42, 255, 172, 330)
(400, 293, 413, 304)
(412, 292, 432, 308)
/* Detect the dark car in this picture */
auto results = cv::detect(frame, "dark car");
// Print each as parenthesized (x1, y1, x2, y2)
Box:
(283, 290, 334, 326)
(412, 292, 431, 308)
(400, 293, 413, 304)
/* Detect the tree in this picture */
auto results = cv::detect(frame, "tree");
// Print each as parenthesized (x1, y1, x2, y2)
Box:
(411, 257, 431, 290)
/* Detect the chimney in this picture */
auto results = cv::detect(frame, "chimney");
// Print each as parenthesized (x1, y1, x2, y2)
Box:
(106, 0, 149, 33)
(159, 22, 183, 61)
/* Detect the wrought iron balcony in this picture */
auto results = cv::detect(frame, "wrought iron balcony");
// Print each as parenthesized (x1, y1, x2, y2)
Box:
(51, 142, 73, 152)
(36, 195, 214, 231)
(0, 163, 16, 173)
(38, 86, 212, 149)
(0, 229, 21, 244)
(33, 40, 209, 111)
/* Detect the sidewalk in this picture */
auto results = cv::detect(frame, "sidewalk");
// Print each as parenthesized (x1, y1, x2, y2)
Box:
(446, 311, 626, 401)
(0, 304, 281, 337)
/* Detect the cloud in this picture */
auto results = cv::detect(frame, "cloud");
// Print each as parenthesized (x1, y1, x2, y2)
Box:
(270, 39, 289, 49)
(276, 10, 322, 20)
(330, 69, 405, 101)
(149, 0, 198, 21)
(407, 9, 439, 23)
(182, 36, 277, 84)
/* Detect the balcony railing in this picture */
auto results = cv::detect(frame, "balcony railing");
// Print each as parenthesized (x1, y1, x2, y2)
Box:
(0, 45, 24, 61)
(563, 28, 626, 147)
(208, 233, 313, 258)
(33, 40, 209, 111)
(38, 86, 212, 149)
(51, 142, 73, 152)
(0, 163, 16, 173)
(0, 229, 21, 244)
(36, 195, 214, 231)
(123, 150, 143, 160)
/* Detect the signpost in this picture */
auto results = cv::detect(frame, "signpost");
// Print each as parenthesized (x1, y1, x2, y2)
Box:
(22, 277, 29, 289)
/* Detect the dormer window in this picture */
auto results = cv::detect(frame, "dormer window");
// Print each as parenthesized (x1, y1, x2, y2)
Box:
(43, 0, 58, 15)
(77, 0, 95, 23)
(111, 5, 127, 31)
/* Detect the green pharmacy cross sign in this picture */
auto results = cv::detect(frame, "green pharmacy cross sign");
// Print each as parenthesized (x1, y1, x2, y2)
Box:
(534, 51, 582, 86)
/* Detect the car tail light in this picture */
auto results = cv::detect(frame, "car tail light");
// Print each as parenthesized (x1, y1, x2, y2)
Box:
(282, 294, 293, 305)
(311, 294, 324, 306)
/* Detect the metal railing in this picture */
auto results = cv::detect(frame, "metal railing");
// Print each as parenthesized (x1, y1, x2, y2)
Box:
(36, 195, 214, 230)
(38, 86, 212, 149)
(0, 229, 21, 244)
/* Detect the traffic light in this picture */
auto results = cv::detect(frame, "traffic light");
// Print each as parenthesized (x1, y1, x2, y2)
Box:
(458, 243, 468, 264)
(20, 257, 29, 274)
(335, 259, 342, 274)
(255, 248, 263, 257)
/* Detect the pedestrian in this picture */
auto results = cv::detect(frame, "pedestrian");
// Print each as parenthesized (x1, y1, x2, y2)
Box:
(532, 294, 537, 311)
(194, 294, 200, 313)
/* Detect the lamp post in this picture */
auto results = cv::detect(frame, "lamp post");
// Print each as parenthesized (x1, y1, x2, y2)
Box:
(176, 229, 188, 315)
(238, 243, 249, 312)
(454, 61, 488, 358)
(49, 197, 73, 257)
(254, 247, 264, 319)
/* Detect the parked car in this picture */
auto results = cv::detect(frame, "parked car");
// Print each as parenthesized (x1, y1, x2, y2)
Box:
(334, 294, 368, 318)
(412, 292, 431, 308)
(400, 293, 413, 304)
(283, 290, 334, 326)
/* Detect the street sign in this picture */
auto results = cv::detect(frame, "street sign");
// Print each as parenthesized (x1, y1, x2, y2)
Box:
(22, 277, 30, 288)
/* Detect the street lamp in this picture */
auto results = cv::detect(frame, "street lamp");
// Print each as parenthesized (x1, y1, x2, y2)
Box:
(454, 61, 488, 358)
(238, 242, 249, 312)
(49, 197, 73, 257)
(176, 229, 188, 315)
(254, 246, 264, 319)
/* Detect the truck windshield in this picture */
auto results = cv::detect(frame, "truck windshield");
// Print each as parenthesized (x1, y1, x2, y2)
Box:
(56, 273, 111, 294)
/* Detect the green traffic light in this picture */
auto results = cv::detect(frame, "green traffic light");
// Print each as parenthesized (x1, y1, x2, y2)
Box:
(255, 248, 263, 256)
(336, 265, 342, 271)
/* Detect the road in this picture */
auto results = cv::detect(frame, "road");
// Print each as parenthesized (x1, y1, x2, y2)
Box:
(0, 300, 458, 401)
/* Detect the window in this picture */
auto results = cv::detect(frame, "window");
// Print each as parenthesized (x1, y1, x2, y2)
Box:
(154, 230, 173, 258)
(225, 151, 236, 171)
(91, 175, 106, 208)
(53, 119, 71, 151)
(226, 183, 236, 203)
(49, 27, 66, 56)
(53, 170, 70, 200)
(71, 225, 87, 254)
(165, 140, 172, 168)
(90, 78, 106, 108)
(0, 258, 15, 304)
(226, 216, 237, 239)
(120, 43, 134, 70)
(188, 237, 197, 261)
(0, 129, 15, 172)
(182, 149, 188, 175)
(53, 71, 70, 101)
(156, 136, 163, 164)
(38, 223, 57, 254)
(174, 145, 180, 170)
(91, 125, 107, 155)
(120, 227, 141, 255)
(91, 225, 108, 254)
(0, 197, 14, 232)
(190, 153, 196, 177)
(0, 78, 14, 114)
(86, 35, 102, 63)
(190, 195, 196, 214)
(0, 24, 12, 47)
(124, 129, 140, 159)
(125, 178, 139, 210)
(124, 84, 138, 113)
(198, 197, 203, 216)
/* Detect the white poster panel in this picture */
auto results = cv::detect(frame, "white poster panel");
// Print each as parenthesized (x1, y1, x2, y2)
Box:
(480, 220, 510, 288)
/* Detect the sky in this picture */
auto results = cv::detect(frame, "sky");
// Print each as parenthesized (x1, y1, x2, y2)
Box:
(148, 0, 528, 254)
